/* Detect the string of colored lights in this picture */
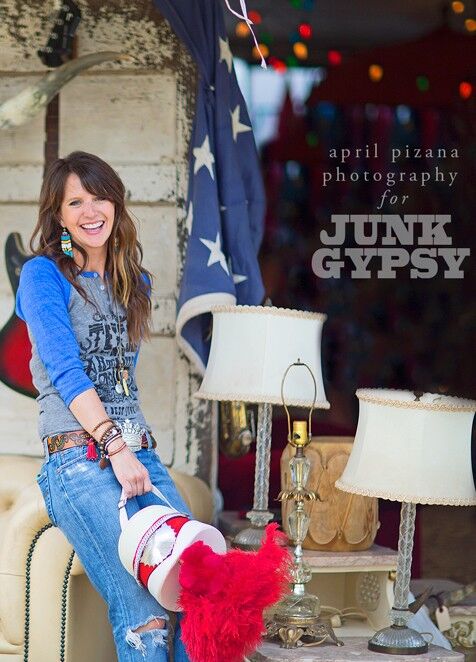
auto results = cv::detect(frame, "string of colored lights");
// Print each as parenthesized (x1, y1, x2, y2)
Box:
(233, 1, 475, 99)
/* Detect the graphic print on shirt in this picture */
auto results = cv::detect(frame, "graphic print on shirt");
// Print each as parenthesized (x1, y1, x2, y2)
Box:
(79, 309, 138, 419)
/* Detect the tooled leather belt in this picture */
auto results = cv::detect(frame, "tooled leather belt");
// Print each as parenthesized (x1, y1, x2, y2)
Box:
(46, 430, 150, 454)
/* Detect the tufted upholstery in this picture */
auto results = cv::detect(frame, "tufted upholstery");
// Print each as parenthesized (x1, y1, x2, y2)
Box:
(0, 454, 214, 662)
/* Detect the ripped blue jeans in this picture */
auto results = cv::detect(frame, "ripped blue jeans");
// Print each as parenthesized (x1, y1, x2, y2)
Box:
(37, 442, 192, 661)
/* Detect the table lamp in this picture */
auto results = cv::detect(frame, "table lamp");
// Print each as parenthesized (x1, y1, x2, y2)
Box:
(336, 388, 476, 655)
(267, 361, 343, 649)
(196, 304, 329, 550)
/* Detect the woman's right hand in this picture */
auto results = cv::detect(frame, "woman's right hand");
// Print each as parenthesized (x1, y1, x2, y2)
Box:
(108, 441, 153, 497)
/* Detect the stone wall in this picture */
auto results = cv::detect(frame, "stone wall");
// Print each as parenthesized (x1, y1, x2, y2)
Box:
(0, 0, 216, 485)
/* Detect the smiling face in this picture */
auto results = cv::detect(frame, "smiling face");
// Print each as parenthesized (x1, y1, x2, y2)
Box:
(59, 173, 115, 266)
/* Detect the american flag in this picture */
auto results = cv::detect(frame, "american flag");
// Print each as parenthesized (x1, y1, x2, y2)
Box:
(154, 0, 265, 372)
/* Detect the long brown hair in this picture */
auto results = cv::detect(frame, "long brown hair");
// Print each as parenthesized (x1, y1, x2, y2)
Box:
(30, 151, 152, 345)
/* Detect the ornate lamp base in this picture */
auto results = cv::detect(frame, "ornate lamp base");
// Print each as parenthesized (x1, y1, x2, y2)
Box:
(232, 524, 267, 551)
(368, 625, 429, 655)
(267, 614, 343, 649)
(267, 592, 343, 649)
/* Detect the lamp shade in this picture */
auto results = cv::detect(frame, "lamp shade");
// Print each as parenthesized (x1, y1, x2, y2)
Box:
(336, 389, 476, 506)
(195, 305, 329, 408)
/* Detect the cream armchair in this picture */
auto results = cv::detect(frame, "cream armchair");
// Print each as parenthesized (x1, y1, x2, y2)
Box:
(0, 455, 214, 662)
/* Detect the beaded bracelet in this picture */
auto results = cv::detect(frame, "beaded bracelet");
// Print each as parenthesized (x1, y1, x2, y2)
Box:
(92, 418, 113, 433)
(99, 424, 120, 444)
(98, 425, 122, 470)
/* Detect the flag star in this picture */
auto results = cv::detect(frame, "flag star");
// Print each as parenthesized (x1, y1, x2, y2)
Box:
(230, 105, 252, 142)
(200, 232, 230, 274)
(228, 257, 248, 284)
(185, 202, 193, 234)
(219, 37, 233, 73)
(233, 272, 248, 284)
(193, 135, 215, 179)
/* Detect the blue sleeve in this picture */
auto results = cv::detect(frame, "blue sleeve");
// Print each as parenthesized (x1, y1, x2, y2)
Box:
(16, 256, 95, 406)
(141, 271, 152, 296)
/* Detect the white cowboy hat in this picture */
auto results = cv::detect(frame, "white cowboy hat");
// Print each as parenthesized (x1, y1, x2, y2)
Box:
(117, 486, 227, 611)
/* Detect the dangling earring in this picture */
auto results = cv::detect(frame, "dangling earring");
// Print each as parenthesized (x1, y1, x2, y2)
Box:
(61, 228, 73, 257)
(114, 236, 119, 253)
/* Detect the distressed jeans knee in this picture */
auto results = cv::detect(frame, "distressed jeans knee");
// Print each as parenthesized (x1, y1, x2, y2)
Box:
(126, 615, 169, 658)
(43, 449, 191, 660)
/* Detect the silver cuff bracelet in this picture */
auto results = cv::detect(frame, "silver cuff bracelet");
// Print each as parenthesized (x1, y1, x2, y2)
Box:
(116, 418, 146, 452)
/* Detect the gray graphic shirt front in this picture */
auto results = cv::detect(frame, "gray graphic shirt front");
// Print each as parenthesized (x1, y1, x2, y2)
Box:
(16, 256, 149, 439)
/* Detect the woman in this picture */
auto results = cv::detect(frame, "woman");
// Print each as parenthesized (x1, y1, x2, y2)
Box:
(16, 151, 192, 661)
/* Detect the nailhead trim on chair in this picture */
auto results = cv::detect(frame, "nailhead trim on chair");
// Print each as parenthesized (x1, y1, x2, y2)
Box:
(23, 524, 76, 662)
(60, 550, 76, 662)
(24, 524, 53, 662)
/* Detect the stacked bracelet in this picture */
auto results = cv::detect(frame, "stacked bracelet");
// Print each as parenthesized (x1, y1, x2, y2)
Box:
(105, 435, 123, 458)
(98, 424, 122, 469)
(105, 435, 121, 450)
(107, 442, 127, 457)
(100, 424, 120, 442)
(92, 418, 113, 433)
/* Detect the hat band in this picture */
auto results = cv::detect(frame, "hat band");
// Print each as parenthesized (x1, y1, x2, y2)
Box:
(133, 512, 183, 582)
(137, 516, 190, 587)
(133, 512, 190, 586)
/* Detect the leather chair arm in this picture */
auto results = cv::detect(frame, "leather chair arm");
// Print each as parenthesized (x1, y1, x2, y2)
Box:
(169, 468, 214, 523)
(0, 482, 74, 647)
(0, 459, 213, 651)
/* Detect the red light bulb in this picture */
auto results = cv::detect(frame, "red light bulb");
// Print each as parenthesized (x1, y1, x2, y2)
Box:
(328, 50, 342, 66)
(459, 81, 473, 99)
(299, 23, 312, 39)
(248, 10, 262, 24)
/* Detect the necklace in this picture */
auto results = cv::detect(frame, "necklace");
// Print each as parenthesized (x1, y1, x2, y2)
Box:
(110, 286, 130, 397)
(90, 275, 130, 398)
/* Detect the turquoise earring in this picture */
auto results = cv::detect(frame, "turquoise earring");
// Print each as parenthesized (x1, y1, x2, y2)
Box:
(61, 228, 73, 257)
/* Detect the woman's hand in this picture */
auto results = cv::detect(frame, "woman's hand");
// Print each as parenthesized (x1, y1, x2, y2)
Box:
(68, 391, 153, 497)
(108, 441, 153, 497)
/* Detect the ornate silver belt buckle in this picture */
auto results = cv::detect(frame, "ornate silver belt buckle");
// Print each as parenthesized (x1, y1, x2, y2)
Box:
(118, 419, 144, 452)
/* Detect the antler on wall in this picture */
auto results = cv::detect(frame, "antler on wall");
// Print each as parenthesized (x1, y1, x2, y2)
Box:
(0, 51, 132, 130)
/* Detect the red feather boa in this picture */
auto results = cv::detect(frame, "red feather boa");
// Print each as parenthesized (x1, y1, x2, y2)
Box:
(178, 523, 291, 662)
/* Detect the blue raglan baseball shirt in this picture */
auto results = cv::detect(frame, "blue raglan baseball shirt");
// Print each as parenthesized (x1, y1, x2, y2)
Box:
(16, 255, 149, 439)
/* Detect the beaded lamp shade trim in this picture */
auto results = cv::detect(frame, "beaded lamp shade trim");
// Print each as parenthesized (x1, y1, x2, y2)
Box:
(195, 391, 330, 408)
(356, 388, 476, 413)
(211, 304, 327, 322)
(336, 479, 476, 507)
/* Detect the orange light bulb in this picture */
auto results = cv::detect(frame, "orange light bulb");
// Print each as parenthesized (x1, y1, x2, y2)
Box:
(293, 42, 308, 59)
(235, 21, 250, 37)
(369, 64, 383, 82)
(465, 18, 476, 31)
(252, 43, 269, 59)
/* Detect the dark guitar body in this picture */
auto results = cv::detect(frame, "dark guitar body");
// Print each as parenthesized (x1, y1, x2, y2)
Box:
(0, 233, 36, 398)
